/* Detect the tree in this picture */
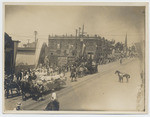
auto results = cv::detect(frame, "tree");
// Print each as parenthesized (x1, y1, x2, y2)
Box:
(115, 42, 124, 52)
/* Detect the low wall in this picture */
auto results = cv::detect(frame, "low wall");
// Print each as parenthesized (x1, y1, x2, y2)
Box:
(16, 52, 35, 66)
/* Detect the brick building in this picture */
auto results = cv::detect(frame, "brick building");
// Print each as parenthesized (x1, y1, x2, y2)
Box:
(47, 34, 114, 66)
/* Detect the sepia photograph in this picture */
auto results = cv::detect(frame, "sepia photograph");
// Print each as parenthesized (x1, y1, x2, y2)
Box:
(3, 2, 148, 114)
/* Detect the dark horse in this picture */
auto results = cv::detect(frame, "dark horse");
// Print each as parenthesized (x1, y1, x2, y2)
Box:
(5, 79, 20, 98)
(115, 70, 130, 83)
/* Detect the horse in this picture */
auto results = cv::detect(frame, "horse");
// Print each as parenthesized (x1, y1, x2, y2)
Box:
(4, 74, 21, 98)
(19, 80, 31, 100)
(123, 73, 130, 83)
(115, 70, 130, 83)
(5, 79, 20, 98)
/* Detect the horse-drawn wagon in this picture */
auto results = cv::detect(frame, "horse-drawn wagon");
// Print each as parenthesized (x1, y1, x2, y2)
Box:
(20, 73, 66, 100)
(5, 73, 67, 100)
(85, 61, 98, 74)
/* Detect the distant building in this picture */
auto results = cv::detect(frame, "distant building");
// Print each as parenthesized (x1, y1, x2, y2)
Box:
(16, 47, 36, 66)
(124, 33, 128, 55)
(23, 42, 36, 48)
(15, 40, 47, 72)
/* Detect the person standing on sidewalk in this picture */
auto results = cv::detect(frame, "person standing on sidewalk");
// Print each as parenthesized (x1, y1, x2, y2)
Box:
(45, 92, 59, 111)
(70, 65, 77, 82)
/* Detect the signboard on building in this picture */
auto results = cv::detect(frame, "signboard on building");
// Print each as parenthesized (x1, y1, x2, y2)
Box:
(58, 56, 67, 66)
(67, 56, 75, 65)
(80, 38, 83, 42)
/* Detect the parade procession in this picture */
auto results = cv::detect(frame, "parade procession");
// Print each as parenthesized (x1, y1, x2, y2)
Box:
(3, 5, 146, 112)
(4, 25, 141, 111)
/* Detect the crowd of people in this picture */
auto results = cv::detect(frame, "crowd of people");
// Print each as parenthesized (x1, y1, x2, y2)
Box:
(5, 51, 137, 98)
(4, 68, 38, 99)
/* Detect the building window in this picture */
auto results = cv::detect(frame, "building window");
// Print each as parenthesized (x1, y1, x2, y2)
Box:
(57, 43, 60, 49)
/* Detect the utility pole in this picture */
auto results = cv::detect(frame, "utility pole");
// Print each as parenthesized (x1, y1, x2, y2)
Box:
(76, 29, 78, 38)
(34, 31, 37, 48)
(82, 24, 84, 37)
(125, 33, 127, 56)
(73, 29, 78, 57)
(79, 27, 81, 38)
(75, 29, 78, 49)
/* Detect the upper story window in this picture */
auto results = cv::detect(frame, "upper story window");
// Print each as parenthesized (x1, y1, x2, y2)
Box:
(57, 43, 60, 49)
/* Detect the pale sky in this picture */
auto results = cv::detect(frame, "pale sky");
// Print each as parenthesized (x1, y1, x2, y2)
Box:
(5, 5, 145, 46)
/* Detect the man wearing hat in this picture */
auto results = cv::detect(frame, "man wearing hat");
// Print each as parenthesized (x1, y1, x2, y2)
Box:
(45, 92, 59, 111)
